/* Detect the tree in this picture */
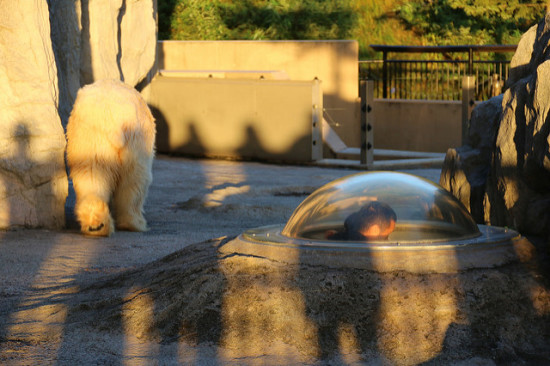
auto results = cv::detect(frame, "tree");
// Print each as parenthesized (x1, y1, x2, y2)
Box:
(396, 0, 547, 46)
(158, 0, 548, 58)
(165, 0, 357, 41)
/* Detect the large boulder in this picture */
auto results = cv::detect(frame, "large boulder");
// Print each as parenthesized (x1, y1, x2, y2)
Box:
(505, 19, 550, 88)
(79, 0, 157, 87)
(48, 0, 82, 126)
(0, 1, 68, 228)
(485, 56, 550, 236)
(0, 0, 156, 229)
(440, 95, 503, 222)
(49, 0, 157, 125)
(441, 15, 550, 238)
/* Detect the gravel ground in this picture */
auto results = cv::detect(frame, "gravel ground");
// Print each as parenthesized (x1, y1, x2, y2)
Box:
(0, 155, 494, 365)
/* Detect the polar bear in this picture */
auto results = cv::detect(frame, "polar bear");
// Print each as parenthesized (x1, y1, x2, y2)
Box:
(66, 79, 156, 237)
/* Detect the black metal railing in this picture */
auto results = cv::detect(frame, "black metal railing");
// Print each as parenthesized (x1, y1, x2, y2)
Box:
(360, 45, 517, 101)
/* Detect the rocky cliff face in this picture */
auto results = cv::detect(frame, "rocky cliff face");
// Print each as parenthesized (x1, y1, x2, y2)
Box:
(50, 0, 157, 125)
(441, 14, 550, 238)
(0, 0, 156, 229)
(0, 1, 68, 229)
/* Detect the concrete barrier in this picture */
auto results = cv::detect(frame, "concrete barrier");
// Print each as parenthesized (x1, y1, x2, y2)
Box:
(157, 40, 360, 147)
(151, 40, 463, 157)
(146, 75, 323, 162)
(372, 99, 462, 153)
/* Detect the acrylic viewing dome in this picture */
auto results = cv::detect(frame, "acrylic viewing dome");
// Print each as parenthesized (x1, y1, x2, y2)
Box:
(281, 171, 481, 243)
(220, 171, 533, 273)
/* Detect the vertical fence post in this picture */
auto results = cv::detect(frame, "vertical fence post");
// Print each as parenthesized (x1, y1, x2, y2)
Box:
(360, 80, 374, 169)
(382, 51, 388, 99)
(468, 47, 474, 74)
(311, 78, 323, 161)
(461, 75, 476, 145)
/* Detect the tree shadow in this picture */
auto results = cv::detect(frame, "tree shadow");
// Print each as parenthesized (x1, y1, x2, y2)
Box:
(0, 122, 68, 361)
(297, 265, 381, 362)
(148, 104, 173, 155)
(423, 239, 550, 364)
(234, 123, 313, 163)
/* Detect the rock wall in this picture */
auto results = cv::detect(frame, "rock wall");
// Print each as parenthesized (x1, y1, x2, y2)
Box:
(0, 1, 68, 229)
(48, 0, 82, 127)
(50, 0, 157, 125)
(0, 0, 156, 229)
(441, 15, 550, 238)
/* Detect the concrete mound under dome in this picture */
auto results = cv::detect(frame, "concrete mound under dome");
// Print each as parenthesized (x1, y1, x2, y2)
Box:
(221, 172, 533, 273)
(64, 169, 549, 365)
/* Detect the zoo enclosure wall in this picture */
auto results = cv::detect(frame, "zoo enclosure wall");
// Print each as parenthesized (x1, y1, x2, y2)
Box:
(362, 45, 518, 152)
(148, 41, 507, 159)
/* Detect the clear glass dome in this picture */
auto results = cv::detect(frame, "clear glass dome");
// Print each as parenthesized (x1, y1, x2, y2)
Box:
(281, 171, 481, 243)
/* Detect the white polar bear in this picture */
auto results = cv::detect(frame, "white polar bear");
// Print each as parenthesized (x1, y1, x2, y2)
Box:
(66, 79, 156, 237)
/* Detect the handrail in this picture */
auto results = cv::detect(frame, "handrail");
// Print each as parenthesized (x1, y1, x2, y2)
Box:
(369, 44, 517, 98)
(370, 44, 517, 54)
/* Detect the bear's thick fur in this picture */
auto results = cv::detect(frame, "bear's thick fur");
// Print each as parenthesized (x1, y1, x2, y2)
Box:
(66, 79, 156, 236)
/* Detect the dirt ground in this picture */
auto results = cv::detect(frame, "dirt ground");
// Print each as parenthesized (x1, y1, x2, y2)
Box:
(0, 155, 548, 365)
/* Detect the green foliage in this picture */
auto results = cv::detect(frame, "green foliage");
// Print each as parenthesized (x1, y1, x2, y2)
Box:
(169, 0, 227, 40)
(158, 0, 547, 58)
(165, 0, 358, 41)
(351, 0, 422, 58)
(395, 0, 547, 45)
(158, 0, 179, 40)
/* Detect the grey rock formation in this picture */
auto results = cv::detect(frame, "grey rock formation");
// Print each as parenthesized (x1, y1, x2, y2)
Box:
(440, 95, 503, 222)
(441, 15, 550, 237)
(485, 56, 550, 236)
(506, 19, 550, 88)
(0, 0, 68, 229)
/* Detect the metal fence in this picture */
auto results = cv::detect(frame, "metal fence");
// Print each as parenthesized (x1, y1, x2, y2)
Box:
(360, 45, 517, 101)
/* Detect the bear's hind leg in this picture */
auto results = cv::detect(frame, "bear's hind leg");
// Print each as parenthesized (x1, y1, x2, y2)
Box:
(113, 162, 151, 232)
(75, 194, 115, 237)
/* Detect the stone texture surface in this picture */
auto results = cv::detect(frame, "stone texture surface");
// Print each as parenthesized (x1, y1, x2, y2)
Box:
(0, 156, 546, 364)
(0, 157, 443, 365)
(0, 0, 156, 229)
(64, 237, 550, 365)
(79, 0, 157, 87)
(0, 1, 68, 229)
(485, 59, 550, 236)
(48, 0, 82, 126)
(50, 0, 157, 125)
(440, 95, 503, 222)
(441, 14, 550, 237)
(506, 19, 550, 88)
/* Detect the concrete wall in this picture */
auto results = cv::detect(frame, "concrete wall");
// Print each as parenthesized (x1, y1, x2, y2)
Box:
(157, 40, 360, 147)
(146, 75, 323, 162)
(372, 99, 463, 153)
(156, 40, 463, 156)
